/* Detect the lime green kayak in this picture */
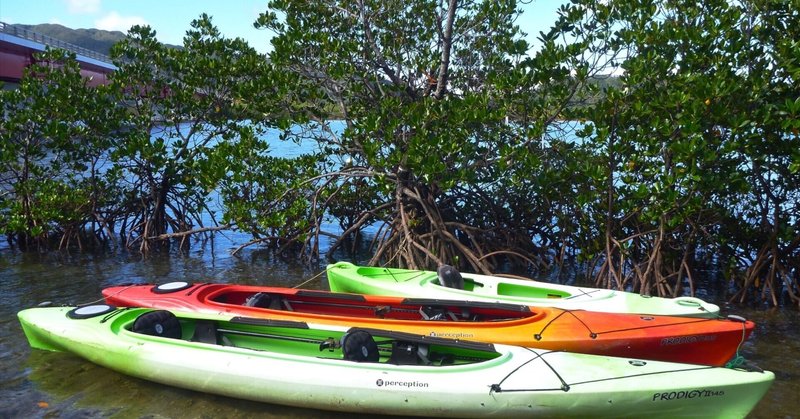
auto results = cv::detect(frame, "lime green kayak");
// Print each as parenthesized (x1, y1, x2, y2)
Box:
(326, 262, 720, 317)
(19, 305, 771, 418)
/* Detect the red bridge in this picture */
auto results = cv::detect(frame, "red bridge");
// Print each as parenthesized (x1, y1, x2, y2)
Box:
(1, 21, 116, 89)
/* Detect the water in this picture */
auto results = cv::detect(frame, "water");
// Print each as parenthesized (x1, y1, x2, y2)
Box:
(1, 246, 798, 419)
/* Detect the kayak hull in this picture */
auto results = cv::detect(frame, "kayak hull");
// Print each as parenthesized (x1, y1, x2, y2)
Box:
(18, 306, 773, 418)
(326, 262, 720, 317)
(104, 282, 752, 366)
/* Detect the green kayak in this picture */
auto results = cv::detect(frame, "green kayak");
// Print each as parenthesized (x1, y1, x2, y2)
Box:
(18, 305, 772, 418)
(326, 262, 720, 317)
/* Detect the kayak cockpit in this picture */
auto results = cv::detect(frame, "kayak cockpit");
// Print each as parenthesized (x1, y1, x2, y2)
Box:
(430, 268, 575, 300)
(126, 310, 502, 367)
(204, 287, 539, 323)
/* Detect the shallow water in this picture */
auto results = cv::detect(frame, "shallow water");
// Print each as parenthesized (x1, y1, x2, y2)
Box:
(1, 248, 797, 419)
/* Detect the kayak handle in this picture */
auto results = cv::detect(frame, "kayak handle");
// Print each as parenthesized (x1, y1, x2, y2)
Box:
(675, 298, 703, 307)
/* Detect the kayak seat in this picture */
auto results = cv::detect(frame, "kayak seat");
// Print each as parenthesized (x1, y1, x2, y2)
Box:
(374, 305, 391, 318)
(437, 265, 464, 290)
(420, 306, 446, 320)
(387, 340, 428, 365)
(244, 292, 283, 310)
(132, 310, 182, 339)
(341, 330, 380, 362)
(419, 306, 459, 321)
(191, 320, 220, 345)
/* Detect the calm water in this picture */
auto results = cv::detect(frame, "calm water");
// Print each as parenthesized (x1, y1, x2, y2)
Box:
(1, 242, 798, 418)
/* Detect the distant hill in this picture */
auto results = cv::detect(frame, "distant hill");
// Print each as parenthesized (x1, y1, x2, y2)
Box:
(14, 23, 127, 56)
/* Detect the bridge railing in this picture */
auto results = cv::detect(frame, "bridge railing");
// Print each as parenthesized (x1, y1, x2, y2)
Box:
(0, 21, 114, 64)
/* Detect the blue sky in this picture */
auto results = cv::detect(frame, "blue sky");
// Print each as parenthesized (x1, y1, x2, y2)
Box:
(0, 0, 566, 54)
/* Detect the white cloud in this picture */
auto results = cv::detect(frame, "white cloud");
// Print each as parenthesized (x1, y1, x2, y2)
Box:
(66, 0, 101, 14)
(95, 11, 147, 32)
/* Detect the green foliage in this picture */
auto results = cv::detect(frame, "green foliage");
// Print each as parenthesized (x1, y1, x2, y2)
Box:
(0, 48, 123, 250)
(3, 0, 798, 305)
(257, 0, 560, 270)
(542, 0, 800, 301)
(220, 148, 324, 256)
(108, 15, 280, 251)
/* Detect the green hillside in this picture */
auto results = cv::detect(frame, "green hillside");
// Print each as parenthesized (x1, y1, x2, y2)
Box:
(14, 23, 126, 56)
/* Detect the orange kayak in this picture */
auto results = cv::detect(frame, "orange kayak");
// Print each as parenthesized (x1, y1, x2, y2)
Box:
(102, 282, 753, 366)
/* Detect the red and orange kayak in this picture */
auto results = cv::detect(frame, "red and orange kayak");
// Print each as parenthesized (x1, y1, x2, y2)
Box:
(102, 282, 753, 366)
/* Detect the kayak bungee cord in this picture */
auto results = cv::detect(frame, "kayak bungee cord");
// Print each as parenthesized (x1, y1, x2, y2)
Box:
(533, 309, 598, 341)
(490, 348, 571, 393)
(490, 347, 720, 394)
(532, 308, 729, 341)
(559, 364, 717, 388)
(560, 287, 607, 300)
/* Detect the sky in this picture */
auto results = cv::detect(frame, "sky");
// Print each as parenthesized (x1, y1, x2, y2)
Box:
(0, 0, 567, 55)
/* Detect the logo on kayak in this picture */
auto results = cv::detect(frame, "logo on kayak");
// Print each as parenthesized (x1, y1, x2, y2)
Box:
(660, 335, 716, 346)
(429, 331, 474, 339)
(376, 379, 429, 388)
(652, 389, 725, 401)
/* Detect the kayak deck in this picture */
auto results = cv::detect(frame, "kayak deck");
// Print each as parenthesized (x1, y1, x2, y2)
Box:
(18, 306, 775, 418)
(326, 262, 721, 317)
